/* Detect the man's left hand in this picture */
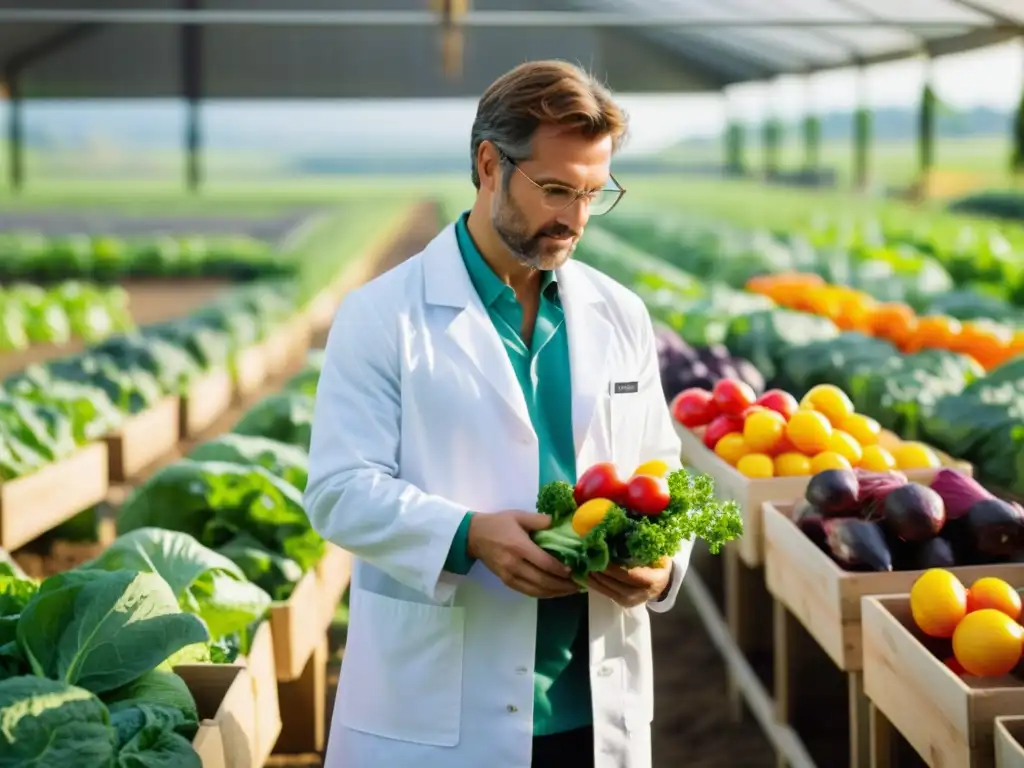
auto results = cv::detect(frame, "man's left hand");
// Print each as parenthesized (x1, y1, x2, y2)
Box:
(587, 559, 674, 608)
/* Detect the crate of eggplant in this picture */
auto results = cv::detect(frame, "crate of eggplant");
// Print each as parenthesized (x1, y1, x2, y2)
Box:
(764, 467, 1024, 671)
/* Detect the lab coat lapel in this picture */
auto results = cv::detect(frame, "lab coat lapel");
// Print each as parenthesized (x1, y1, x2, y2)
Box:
(557, 260, 613, 460)
(422, 226, 533, 433)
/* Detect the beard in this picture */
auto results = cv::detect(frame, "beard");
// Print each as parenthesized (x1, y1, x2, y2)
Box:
(491, 189, 579, 271)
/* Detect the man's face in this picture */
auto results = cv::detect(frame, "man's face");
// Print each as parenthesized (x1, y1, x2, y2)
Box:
(487, 125, 614, 271)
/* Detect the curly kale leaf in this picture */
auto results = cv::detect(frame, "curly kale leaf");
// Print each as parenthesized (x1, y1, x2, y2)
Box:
(536, 481, 577, 524)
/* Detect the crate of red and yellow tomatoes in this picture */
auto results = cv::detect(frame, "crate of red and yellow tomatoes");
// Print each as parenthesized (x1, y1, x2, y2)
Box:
(669, 378, 972, 566)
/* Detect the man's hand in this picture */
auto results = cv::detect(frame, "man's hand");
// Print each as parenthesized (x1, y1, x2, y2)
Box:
(587, 559, 674, 608)
(467, 511, 580, 599)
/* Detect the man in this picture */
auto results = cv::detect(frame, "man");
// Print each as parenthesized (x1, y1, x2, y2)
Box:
(304, 60, 693, 768)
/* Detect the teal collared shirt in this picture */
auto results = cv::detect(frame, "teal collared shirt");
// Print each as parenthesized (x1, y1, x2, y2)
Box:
(443, 213, 592, 736)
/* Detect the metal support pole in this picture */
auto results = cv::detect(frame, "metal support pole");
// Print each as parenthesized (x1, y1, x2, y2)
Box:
(181, 0, 201, 192)
(6, 73, 22, 192)
(853, 64, 871, 190)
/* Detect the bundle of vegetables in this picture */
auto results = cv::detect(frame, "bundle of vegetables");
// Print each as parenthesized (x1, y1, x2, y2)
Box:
(0, 230, 293, 282)
(0, 553, 212, 766)
(654, 322, 763, 401)
(793, 467, 1024, 572)
(533, 459, 742, 584)
(0, 280, 134, 350)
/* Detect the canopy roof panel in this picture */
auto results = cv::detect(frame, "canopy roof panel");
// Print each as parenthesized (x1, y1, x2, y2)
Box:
(0, 0, 1018, 99)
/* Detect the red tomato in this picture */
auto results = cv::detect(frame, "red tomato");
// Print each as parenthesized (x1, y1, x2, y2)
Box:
(624, 474, 671, 516)
(670, 388, 719, 428)
(712, 379, 756, 416)
(756, 389, 799, 420)
(703, 414, 744, 450)
(575, 462, 628, 506)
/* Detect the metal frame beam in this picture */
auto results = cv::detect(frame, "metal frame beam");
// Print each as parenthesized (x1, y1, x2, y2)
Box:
(945, 0, 1019, 25)
(0, 9, 1016, 30)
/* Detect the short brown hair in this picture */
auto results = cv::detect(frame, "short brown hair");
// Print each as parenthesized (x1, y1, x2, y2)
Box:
(469, 60, 629, 188)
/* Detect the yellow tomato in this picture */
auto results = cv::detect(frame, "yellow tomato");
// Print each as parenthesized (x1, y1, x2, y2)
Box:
(892, 441, 941, 470)
(860, 444, 897, 472)
(810, 451, 853, 473)
(742, 409, 786, 453)
(839, 413, 881, 446)
(828, 429, 863, 466)
(714, 432, 751, 466)
(785, 409, 833, 455)
(572, 498, 616, 536)
(877, 430, 903, 452)
(800, 384, 855, 427)
(773, 452, 812, 477)
(736, 453, 774, 479)
(633, 459, 670, 478)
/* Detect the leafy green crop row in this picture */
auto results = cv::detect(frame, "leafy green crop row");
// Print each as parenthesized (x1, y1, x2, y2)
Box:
(0, 279, 300, 481)
(0, 352, 329, 765)
(0, 231, 293, 282)
(0, 281, 135, 350)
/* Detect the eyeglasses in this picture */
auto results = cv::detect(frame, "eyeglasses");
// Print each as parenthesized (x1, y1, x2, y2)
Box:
(499, 151, 626, 217)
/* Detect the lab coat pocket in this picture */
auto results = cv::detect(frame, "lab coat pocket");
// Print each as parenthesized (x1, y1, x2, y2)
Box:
(608, 387, 645, 469)
(337, 589, 466, 746)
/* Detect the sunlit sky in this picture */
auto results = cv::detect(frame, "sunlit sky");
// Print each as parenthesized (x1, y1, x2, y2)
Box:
(12, 38, 1022, 157)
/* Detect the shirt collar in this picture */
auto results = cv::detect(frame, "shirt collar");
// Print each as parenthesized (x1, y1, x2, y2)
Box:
(454, 212, 558, 307)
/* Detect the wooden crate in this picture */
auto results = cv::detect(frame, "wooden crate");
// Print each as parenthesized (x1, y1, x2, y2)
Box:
(676, 423, 972, 568)
(996, 716, 1024, 768)
(235, 621, 282, 761)
(180, 663, 262, 768)
(863, 593, 1024, 767)
(306, 290, 339, 332)
(0, 443, 109, 550)
(261, 325, 294, 378)
(106, 396, 181, 482)
(233, 344, 269, 400)
(763, 501, 1017, 672)
(315, 544, 353, 630)
(180, 370, 234, 439)
(269, 566, 321, 682)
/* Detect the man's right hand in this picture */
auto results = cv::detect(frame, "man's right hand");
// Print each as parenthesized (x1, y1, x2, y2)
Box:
(467, 511, 580, 599)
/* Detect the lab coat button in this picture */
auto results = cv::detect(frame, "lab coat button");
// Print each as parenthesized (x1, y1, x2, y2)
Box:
(507, 704, 519, 713)
(597, 665, 612, 677)
(515, 666, 528, 675)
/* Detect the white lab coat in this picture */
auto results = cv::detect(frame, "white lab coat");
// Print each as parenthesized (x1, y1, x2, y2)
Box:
(303, 223, 693, 768)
